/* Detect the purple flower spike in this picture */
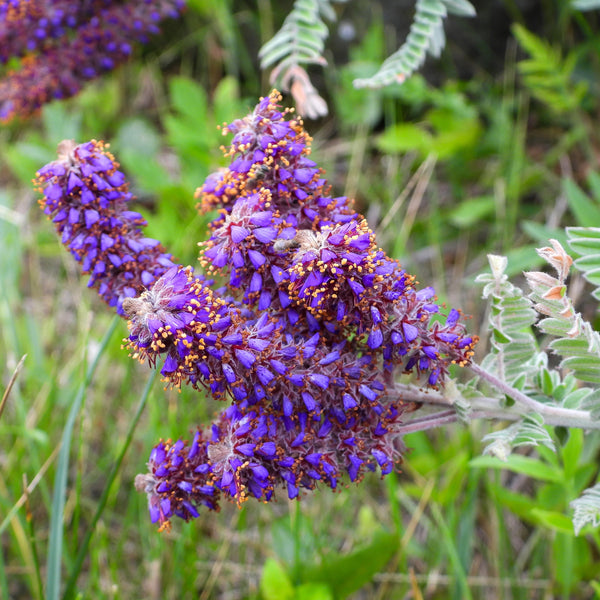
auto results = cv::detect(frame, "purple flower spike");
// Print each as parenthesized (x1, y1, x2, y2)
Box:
(33, 92, 477, 531)
(35, 140, 174, 314)
(136, 394, 408, 527)
(1, 1, 187, 123)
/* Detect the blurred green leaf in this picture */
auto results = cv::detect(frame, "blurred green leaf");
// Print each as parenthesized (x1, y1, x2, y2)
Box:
(470, 454, 563, 482)
(564, 178, 600, 226)
(561, 428, 584, 479)
(260, 558, 294, 600)
(488, 484, 540, 521)
(213, 77, 243, 126)
(521, 220, 568, 248)
(169, 76, 208, 124)
(513, 23, 588, 114)
(448, 196, 495, 228)
(42, 103, 82, 144)
(376, 123, 432, 155)
(114, 118, 161, 157)
(572, 0, 600, 11)
(531, 509, 575, 533)
(271, 513, 319, 570)
(294, 583, 333, 600)
(5, 140, 55, 184)
(425, 107, 481, 157)
(303, 531, 397, 600)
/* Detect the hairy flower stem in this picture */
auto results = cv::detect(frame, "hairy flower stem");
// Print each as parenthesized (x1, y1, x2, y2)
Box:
(395, 410, 458, 435)
(393, 363, 600, 431)
(467, 362, 600, 428)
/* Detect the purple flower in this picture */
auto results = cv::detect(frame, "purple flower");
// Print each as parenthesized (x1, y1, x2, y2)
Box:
(33, 92, 477, 530)
(0, 0, 186, 122)
(193, 91, 477, 387)
(35, 140, 174, 314)
(137, 393, 408, 527)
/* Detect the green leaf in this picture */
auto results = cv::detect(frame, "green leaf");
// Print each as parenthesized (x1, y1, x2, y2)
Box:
(259, 0, 331, 71)
(488, 484, 540, 521)
(512, 24, 586, 114)
(550, 337, 592, 355)
(442, 0, 476, 17)
(271, 513, 318, 570)
(294, 583, 333, 600)
(114, 118, 161, 157)
(521, 220, 568, 248)
(303, 531, 397, 599)
(6, 140, 55, 185)
(470, 454, 562, 482)
(586, 171, 600, 200)
(561, 428, 583, 481)
(563, 178, 600, 226)
(260, 559, 294, 600)
(571, 482, 600, 535)
(376, 123, 433, 155)
(567, 226, 600, 242)
(354, 0, 471, 89)
(42, 102, 82, 143)
(213, 76, 242, 126)
(169, 76, 208, 124)
(530, 509, 575, 533)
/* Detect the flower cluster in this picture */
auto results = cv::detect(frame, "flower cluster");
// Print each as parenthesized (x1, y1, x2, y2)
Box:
(195, 93, 474, 383)
(36, 92, 476, 530)
(1, 0, 185, 123)
(35, 139, 174, 314)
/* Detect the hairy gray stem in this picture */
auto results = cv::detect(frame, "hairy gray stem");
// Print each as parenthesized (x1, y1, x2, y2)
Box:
(394, 364, 600, 432)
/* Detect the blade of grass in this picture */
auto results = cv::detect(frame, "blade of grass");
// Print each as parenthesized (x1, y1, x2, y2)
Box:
(430, 503, 473, 600)
(62, 369, 157, 600)
(0, 444, 61, 535)
(0, 354, 26, 421)
(23, 474, 44, 600)
(0, 542, 9, 600)
(0, 461, 51, 599)
(46, 316, 119, 600)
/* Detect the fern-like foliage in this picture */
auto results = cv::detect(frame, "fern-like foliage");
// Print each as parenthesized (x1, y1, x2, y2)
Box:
(353, 0, 475, 89)
(259, 0, 336, 77)
(525, 239, 600, 385)
(567, 227, 600, 301)
(571, 482, 600, 535)
(475, 254, 540, 387)
(482, 413, 555, 461)
(258, 0, 340, 118)
(512, 23, 588, 115)
(259, 0, 475, 115)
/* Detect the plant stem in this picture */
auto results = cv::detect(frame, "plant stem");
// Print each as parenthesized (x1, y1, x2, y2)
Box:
(395, 410, 458, 435)
(393, 364, 600, 432)
(468, 362, 599, 428)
